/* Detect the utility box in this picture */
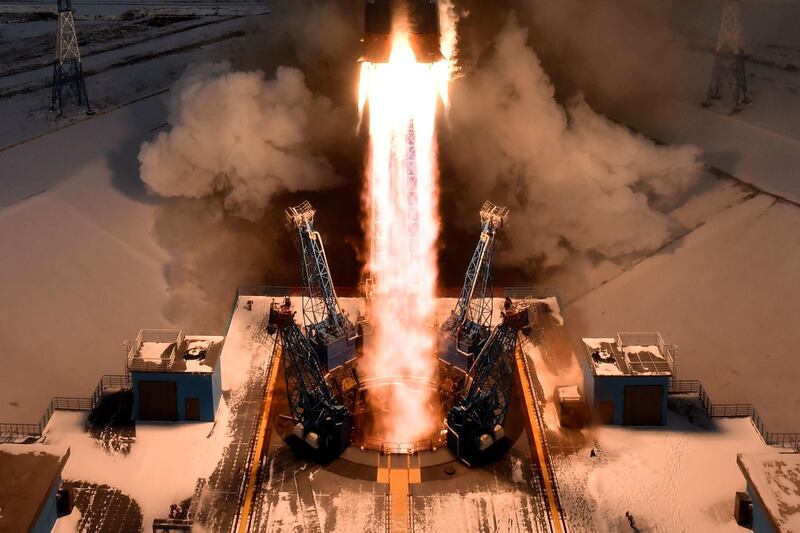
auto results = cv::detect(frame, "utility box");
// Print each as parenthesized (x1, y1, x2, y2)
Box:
(128, 330, 224, 422)
(555, 385, 587, 429)
(581, 333, 674, 426)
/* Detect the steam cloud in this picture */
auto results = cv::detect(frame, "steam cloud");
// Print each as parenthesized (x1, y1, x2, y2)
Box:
(139, 61, 349, 221)
(444, 17, 703, 270)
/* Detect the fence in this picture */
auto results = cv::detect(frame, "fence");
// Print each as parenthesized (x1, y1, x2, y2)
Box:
(126, 329, 183, 372)
(0, 374, 131, 442)
(669, 379, 800, 450)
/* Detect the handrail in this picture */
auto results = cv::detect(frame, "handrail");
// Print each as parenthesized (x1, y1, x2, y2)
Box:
(0, 374, 131, 441)
(669, 378, 799, 450)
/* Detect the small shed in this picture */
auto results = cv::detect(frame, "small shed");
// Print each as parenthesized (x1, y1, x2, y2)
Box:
(737, 453, 800, 533)
(0, 443, 70, 533)
(128, 330, 224, 422)
(581, 332, 674, 426)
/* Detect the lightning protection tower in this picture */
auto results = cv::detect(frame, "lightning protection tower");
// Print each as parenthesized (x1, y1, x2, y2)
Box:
(440, 201, 508, 371)
(286, 201, 358, 371)
(52, 0, 93, 117)
(703, 0, 750, 111)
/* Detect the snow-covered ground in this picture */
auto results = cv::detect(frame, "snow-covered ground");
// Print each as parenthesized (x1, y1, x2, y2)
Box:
(565, 194, 800, 432)
(44, 292, 273, 529)
(0, 8, 261, 423)
(558, 416, 775, 532)
(44, 408, 232, 529)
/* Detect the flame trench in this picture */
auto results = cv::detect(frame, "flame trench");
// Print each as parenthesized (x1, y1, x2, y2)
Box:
(359, 36, 449, 444)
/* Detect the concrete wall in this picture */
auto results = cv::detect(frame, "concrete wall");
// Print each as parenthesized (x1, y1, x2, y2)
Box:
(583, 361, 669, 425)
(31, 474, 60, 533)
(132, 370, 221, 422)
(747, 484, 778, 533)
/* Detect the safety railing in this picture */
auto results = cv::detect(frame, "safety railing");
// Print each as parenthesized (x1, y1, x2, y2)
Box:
(669, 378, 799, 450)
(0, 374, 131, 442)
(0, 422, 40, 440)
(359, 436, 447, 455)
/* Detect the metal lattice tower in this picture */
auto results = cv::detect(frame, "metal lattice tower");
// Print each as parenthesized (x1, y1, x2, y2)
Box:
(286, 201, 356, 369)
(52, 0, 93, 116)
(704, 0, 750, 110)
(446, 301, 529, 463)
(267, 298, 351, 455)
(441, 201, 509, 369)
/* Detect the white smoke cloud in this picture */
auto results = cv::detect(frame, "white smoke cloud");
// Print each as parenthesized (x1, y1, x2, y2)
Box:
(445, 16, 703, 269)
(139, 61, 349, 221)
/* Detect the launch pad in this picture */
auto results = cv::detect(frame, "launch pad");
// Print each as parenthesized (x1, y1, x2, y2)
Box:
(226, 289, 568, 532)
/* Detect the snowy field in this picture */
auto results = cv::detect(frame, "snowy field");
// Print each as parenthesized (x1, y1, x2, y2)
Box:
(45, 293, 273, 530)
(0, 0, 798, 449)
(565, 195, 800, 432)
(0, 9, 258, 423)
(558, 415, 775, 532)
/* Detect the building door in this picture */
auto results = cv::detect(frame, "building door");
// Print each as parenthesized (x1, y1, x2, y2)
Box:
(185, 398, 201, 421)
(138, 380, 177, 421)
(623, 385, 664, 425)
(597, 401, 615, 424)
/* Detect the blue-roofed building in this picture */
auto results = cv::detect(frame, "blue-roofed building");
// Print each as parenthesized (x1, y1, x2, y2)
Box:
(581, 332, 674, 426)
(738, 452, 800, 532)
(128, 329, 224, 422)
(0, 443, 70, 533)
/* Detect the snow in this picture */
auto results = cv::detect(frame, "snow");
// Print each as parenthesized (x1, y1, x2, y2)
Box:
(591, 361, 624, 377)
(415, 489, 540, 533)
(567, 195, 800, 431)
(0, 442, 68, 458)
(52, 506, 82, 533)
(557, 417, 775, 532)
(583, 338, 615, 352)
(139, 341, 174, 360)
(0, 12, 256, 422)
(33, 296, 274, 528)
(538, 296, 564, 326)
(581, 338, 624, 377)
(621, 97, 800, 204)
(220, 296, 285, 392)
(0, 95, 175, 423)
(738, 453, 800, 531)
(43, 402, 232, 529)
(623, 344, 664, 360)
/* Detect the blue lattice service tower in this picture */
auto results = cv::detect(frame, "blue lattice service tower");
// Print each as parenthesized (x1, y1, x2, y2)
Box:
(440, 201, 508, 371)
(52, 0, 93, 117)
(286, 201, 358, 371)
(268, 297, 352, 457)
(446, 300, 529, 465)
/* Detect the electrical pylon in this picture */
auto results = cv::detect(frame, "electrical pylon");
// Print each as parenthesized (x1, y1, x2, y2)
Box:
(52, 0, 93, 117)
(703, 0, 751, 111)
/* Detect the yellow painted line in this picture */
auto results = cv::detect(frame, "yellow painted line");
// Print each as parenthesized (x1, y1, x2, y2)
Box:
(237, 342, 282, 533)
(377, 452, 390, 483)
(389, 467, 410, 533)
(408, 453, 421, 484)
(515, 347, 564, 533)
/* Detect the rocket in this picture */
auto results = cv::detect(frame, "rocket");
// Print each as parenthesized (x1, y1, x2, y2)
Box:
(362, 0, 442, 63)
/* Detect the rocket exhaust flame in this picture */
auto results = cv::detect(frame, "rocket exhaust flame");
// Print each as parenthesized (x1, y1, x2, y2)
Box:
(359, 34, 449, 444)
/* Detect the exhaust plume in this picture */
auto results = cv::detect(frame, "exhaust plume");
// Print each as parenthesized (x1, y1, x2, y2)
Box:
(139, 61, 351, 221)
(444, 16, 703, 270)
